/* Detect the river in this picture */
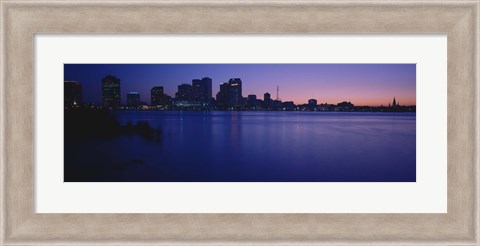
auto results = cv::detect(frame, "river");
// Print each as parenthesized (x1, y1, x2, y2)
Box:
(64, 111, 416, 182)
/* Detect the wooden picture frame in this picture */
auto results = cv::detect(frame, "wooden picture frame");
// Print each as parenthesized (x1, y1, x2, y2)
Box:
(1, 0, 478, 245)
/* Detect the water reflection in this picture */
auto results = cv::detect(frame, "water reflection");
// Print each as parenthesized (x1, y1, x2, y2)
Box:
(65, 111, 416, 182)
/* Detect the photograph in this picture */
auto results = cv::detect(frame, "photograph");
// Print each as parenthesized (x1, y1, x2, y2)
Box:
(64, 64, 416, 182)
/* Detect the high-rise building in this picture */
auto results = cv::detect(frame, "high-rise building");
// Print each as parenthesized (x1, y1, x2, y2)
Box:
(64, 80, 82, 107)
(192, 79, 202, 100)
(151, 86, 172, 107)
(192, 77, 212, 101)
(175, 84, 194, 101)
(102, 75, 121, 108)
(227, 78, 243, 107)
(127, 92, 141, 107)
(151, 86, 166, 106)
(203, 77, 213, 100)
(215, 82, 229, 107)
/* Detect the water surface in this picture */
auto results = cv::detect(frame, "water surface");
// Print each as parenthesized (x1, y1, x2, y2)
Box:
(65, 111, 416, 182)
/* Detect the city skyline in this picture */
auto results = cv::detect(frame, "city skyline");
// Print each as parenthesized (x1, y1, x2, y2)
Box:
(64, 64, 416, 107)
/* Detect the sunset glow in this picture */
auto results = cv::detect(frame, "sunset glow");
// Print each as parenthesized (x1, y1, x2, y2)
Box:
(64, 64, 416, 106)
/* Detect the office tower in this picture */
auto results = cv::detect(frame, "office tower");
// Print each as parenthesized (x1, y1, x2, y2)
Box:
(215, 82, 229, 107)
(64, 80, 82, 107)
(192, 79, 202, 100)
(102, 75, 121, 108)
(227, 78, 243, 107)
(151, 86, 164, 106)
(308, 99, 318, 107)
(175, 84, 194, 101)
(202, 77, 213, 100)
(127, 92, 140, 107)
(192, 77, 212, 101)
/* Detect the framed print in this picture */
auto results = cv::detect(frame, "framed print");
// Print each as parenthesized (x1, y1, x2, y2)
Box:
(1, 0, 479, 245)
(36, 35, 446, 214)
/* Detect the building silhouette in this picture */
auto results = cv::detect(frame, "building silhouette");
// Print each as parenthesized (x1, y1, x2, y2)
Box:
(151, 86, 171, 106)
(215, 82, 229, 107)
(174, 83, 211, 107)
(308, 99, 317, 107)
(214, 78, 243, 108)
(176, 84, 194, 101)
(247, 94, 257, 108)
(337, 101, 354, 110)
(264, 92, 271, 108)
(192, 77, 212, 102)
(102, 75, 121, 108)
(227, 78, 243, 107)
(389, 97, 405, 111)
(283, 101, 295, 110)
(64, 80, 82, 107)
(89, 74, 415, 112)
(151, 86, 164, 105)
(127, 92, 141, 107)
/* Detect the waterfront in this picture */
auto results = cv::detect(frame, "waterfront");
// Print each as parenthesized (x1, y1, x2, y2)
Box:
(65, 111, 416, 182)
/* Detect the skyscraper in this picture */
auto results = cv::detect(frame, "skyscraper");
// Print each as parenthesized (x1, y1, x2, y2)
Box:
(176, 84, 194, 101)
(215, 82, 229, 107)
(127, 92, 141, 107)
(151, 86, 172, 107)
(202, 77, 213, 100)
(102, 75, 120, 108)
(64, 80, 82, 107)
(192, 79, 202, 100)
(227, 78, 243, 107)
(192, 77, 212, 101)
(151, 86, 164, 106)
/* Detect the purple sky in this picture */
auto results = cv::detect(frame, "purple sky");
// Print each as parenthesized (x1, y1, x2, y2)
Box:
(64, 64, 416, 106)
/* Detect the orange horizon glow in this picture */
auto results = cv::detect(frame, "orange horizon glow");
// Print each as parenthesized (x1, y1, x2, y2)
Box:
(287, 97, 416, 107)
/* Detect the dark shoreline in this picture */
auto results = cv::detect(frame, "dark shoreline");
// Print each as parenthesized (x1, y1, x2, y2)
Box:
(67, 107, 416, 113)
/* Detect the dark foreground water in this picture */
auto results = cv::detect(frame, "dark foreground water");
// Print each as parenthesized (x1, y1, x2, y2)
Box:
(65, 111, 416, 182)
